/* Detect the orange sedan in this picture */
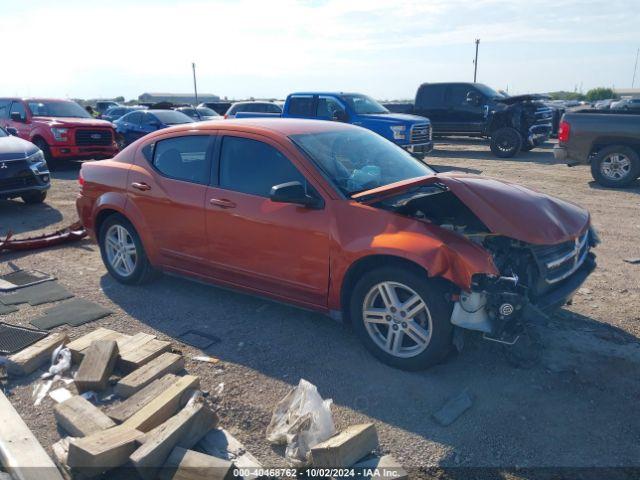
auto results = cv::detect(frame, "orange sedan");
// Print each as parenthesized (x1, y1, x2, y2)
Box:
(77, 118, 597, 370)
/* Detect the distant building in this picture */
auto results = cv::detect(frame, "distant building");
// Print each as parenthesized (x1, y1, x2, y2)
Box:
(138, 92, 220, 104)
(614, 88, 640, 98)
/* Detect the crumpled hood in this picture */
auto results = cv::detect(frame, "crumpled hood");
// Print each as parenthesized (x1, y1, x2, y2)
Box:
(360, 113, 430, 124)
(0, 135, 39, 161)
(354, 173, 590, 245)
(33, 116, 114, 128)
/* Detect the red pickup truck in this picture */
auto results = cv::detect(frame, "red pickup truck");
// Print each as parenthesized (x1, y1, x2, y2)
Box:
(0, 98, 118, 162)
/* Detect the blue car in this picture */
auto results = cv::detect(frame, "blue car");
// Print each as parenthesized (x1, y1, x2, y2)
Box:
(114, 110, 193, 147)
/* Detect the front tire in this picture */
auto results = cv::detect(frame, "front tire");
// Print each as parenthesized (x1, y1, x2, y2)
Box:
(350, 266, 453, 370)
(490, 127, 523, 158)
(21, 191, 47, 204)
(98, 214, 159, 285)
(590, 145, 640, 188)
(33, 138, 52, 163)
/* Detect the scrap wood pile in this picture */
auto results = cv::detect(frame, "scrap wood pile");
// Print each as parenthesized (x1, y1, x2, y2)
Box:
(0, 326, 407, 480)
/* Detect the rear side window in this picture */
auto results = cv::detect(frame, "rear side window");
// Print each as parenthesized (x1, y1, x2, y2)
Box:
(266, 103, 282, 113)
(287, 96, 314, 116)
(152, 135, 212, 184)
(219, 136, 305, 197)
(416, 84, 446, 109)
(0, 100, 10, 119)
(448, 84, 475, 106)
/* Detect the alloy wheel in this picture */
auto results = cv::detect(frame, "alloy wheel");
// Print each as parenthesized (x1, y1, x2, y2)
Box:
(105, 224, 138, 277)
(362, 281, 433, 358)
(601, 153, 631, 181)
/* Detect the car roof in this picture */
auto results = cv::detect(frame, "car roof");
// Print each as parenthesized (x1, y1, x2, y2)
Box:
(143, 118, 357, 140)
(0, 97, 76, 103)
(231, 100, 278, 105)
(289, 92, 361, 97)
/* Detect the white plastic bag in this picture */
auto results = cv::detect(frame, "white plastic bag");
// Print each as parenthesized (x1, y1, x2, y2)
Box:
(266, 378, 335, 467)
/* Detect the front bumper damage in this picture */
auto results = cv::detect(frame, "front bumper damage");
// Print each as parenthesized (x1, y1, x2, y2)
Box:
(451, 232, 597, 344)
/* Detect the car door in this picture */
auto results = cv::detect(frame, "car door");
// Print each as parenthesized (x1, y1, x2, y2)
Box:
(120, 111, 143, 145)
(204, 132, 331, 307)
(126, 133, 215, 274)
(316, 95, 348, 122)
(415, 84, 447, 132)
(140, 112, 162, 137)
(445, 84, 485, 132)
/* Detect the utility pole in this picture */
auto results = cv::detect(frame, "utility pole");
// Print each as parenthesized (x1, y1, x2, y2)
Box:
(632, 48, 639, 88)
(473, 39, 480, 83)
(192, 62, 199, 105)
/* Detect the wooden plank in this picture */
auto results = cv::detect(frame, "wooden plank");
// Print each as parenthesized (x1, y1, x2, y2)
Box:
(74, 340, 119, 392)
(310, 423, 378, 468)
(198, 429, 262, 478)
(107, 374, 179, 423)
(54, 396, 116, 437)
(67, 328, 130, 363)
(115, 352, 184, 398)
(158, 448, 234, 480)
(118, 334, 172, 373)
(67, 425, 144, 476)
(51, 438, 93, 480)
(123, 375, 200, 432)
(0, 390, 65, 480)
(130, 401, 218, 480)
(6, 332, 68, 376)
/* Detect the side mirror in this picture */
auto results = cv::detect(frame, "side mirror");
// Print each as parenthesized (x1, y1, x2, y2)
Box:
(270, 181, 323, 209)
(332, 110, 348, 122)
(10, 112, 25, 123)
(6, 127, 18, 136)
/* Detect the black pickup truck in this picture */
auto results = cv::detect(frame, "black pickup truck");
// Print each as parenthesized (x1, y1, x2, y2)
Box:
(553, 110, 640, 187)
(409, 82, 554, 158)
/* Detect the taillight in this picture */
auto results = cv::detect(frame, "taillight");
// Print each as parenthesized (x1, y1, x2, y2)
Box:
(558, 120, 570, 143)
(78, 170, 85, 187)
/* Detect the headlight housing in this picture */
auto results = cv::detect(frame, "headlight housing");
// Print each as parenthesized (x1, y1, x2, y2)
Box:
(390, 125, 406, 140)
(51, 127, 69, 142)
(26, 150, 48, 173)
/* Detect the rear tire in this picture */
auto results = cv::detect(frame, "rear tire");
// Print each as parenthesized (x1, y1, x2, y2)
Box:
(590, 145, 640, 188)
(98, 214, 159, 285)
(350, 266, 453, 370)
(490, 127, 523, 158)
(21, 191, 47, 204)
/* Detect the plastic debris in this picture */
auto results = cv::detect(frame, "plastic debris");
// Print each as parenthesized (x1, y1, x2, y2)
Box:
(32, 379, 54, 406)
(80, 391, 98, 403)
(41, 345, 72, 380)
(49, 387, 73, 403)
(266, 378, 335, 467)
(192, 355, 220, 364)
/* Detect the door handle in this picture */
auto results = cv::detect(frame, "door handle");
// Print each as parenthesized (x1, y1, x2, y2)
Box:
(209, 198, 236, 209)
(131, 182, 151, 191)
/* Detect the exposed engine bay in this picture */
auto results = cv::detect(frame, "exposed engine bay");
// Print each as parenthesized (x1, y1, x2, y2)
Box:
(373, 183, 598, 343)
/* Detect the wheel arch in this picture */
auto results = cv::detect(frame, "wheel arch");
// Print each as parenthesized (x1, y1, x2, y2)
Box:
(339, 254, 452, 324)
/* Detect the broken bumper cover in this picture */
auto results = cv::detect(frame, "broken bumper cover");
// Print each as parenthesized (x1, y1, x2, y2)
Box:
(533, 252, 596, 312)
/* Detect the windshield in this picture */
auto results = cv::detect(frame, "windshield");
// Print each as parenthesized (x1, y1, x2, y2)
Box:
(28, 101, 92, 118)
(152, 111, 194, 124)
(197, 107, 218, 117)
(178, 108, 198, 118)
(340, 94, 389, 114)
(474, 84, 504, 99)
(291, 129, 434, 196)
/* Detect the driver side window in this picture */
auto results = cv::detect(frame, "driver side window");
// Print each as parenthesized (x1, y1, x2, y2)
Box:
(10, 101, 26, 121)
(316, 96, 345, 120)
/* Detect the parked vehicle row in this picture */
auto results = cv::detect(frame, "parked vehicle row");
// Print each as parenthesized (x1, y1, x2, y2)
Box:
(77, 118, 597, 370)
(113, 109, 194, 148)
(235, 92, 434, 158)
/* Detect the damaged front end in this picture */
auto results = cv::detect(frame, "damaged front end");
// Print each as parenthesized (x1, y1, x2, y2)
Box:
(367, 174, 598, 344)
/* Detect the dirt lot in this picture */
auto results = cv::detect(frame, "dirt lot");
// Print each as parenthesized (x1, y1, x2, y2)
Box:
(1, 139, 639, 478)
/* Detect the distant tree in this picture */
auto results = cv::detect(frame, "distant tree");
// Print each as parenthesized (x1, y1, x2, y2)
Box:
(114, 96, 125, 102)
(585, 87, 617, 101)
(548, 91, 585, 101)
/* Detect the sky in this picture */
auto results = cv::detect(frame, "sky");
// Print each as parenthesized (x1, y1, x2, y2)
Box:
(1, 0, 638, 100)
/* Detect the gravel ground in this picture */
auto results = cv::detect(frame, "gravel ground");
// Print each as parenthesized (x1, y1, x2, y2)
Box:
(1, 139, 639, 479)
